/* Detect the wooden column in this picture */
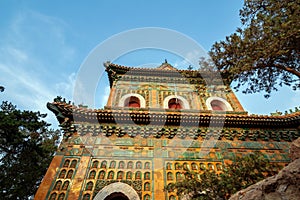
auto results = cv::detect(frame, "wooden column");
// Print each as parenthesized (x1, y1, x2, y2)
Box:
(106, 87, 116, 107)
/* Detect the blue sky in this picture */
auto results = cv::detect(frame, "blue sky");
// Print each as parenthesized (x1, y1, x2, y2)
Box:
(0, 0, 299, 128)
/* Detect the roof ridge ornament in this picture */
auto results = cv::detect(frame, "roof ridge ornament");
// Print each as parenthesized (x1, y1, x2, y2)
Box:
(103, 61, 111, 68)
(157, 59, 177, 71)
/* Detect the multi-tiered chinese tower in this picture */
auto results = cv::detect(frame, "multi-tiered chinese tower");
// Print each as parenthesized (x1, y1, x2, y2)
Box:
(35, 61, 300, 200)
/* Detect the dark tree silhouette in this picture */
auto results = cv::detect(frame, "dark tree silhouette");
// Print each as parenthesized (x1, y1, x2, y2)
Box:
(208, 0, 300, 97)
(0, 101, 60, 199)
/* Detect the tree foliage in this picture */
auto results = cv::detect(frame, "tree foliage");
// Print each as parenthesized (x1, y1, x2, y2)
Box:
(209, 0, 300, 97)
(167, 152, 279, 200)
(0, 101, 60, 199)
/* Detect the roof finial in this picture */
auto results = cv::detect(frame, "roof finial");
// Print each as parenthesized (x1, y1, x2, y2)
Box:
(103, 61, 111, 68)
(164, 59, 168, 63)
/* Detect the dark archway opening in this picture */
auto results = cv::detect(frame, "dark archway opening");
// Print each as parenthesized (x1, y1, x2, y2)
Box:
(125, 96, 140, 108)
(104, 192, 130, 200)
(168, 98, 183, 109)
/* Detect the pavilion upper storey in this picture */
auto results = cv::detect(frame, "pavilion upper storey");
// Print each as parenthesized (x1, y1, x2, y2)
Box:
(104, 61, 245, 113)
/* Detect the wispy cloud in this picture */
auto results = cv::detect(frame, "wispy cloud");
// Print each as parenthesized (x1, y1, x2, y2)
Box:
(55, 73, 76, 101)
(0, 9, 77, 128)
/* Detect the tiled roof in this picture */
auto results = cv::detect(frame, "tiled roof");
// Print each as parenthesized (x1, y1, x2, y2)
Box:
(104, 62, 232, 87)
(47, 101, 300, 128)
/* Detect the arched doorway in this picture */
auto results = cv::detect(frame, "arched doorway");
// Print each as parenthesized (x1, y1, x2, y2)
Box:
(104, 192, 129, 200)
(93, 182, 140, 200)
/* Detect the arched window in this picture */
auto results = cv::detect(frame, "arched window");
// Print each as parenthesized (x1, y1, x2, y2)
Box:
(211, 100, 226, 111)
(119, 94, 146, 108)
(125, 96, 140, 108)
(163, 95, 190, 109)
(168, 98, 183, 109)
(206, 97, 233, 111)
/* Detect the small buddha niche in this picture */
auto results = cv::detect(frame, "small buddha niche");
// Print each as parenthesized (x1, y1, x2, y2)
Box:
(59, 169, 66, 178)
(117, 171, 124, 179)
(127, 161, 133, 169)
(167, 172, 173, 180)
(98, 170, 105, 179)
(144, 194, 151, 200)
(63, 160, 70, 168)
(86, 181, 93, 190)
(83, 194, 90, 200)
(70, 160, 77, 168)
(168, 98, 182, 109)
(92, 160, 99, 168)
(49, 193, 57, 200)
(125, 96, 140, 108)
(126, 171, 132, 179)
(66, 170, 74, 179)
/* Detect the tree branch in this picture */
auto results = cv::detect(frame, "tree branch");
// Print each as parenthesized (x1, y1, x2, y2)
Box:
(273, 64, 300, 78)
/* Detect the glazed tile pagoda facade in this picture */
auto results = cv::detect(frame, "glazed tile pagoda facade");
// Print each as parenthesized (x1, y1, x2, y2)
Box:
(35, 61, 300, 200)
